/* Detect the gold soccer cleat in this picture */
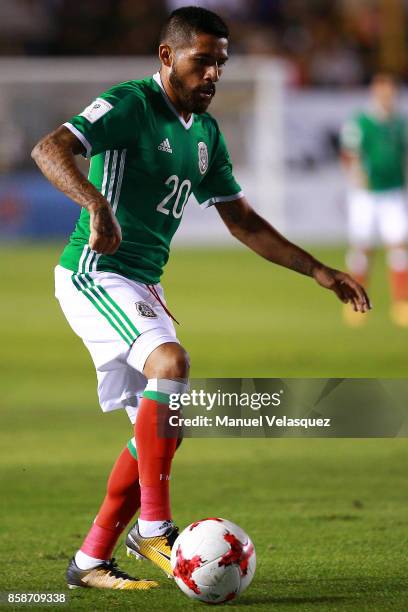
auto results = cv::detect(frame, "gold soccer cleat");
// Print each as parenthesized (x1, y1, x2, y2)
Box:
(126, 521, 179, 578)
(66, 557, 158, 590)
(390, 301, 408, 327)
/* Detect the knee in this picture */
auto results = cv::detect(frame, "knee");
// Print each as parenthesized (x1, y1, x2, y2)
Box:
(166, 345, 190, 378)
(144, 342, 190, 379)
(346, 249, 370, 274)
(387, 246, 408, 270)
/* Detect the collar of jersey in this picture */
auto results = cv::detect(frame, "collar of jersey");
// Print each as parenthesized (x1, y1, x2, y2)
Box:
(153, 72, 194, 130)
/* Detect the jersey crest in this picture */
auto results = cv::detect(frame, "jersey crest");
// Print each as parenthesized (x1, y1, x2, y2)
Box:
(135, 301, 157, 318)
(198, 141, 208, 175)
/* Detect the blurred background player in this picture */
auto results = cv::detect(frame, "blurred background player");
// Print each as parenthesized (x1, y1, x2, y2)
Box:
(341, 73, 408, 326)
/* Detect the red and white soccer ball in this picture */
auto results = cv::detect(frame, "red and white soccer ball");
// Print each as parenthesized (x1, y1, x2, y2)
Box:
(170, 517, 256, 604)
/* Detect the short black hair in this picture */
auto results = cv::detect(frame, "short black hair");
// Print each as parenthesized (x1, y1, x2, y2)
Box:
(160, 6, 229, 47)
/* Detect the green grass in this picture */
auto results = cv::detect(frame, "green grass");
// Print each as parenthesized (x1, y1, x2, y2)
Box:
(1, 244, 408, 611)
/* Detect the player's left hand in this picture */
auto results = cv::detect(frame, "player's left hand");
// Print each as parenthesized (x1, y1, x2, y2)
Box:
(313, 265, 371, 313)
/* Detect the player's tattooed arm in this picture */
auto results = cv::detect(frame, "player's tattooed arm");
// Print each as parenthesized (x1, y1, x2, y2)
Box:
(31, 126, 121, 254)
(216, 196, 319, 275)
(216, 196, 371, 313)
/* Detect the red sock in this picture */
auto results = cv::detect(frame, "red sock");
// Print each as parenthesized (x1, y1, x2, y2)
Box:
(80, 443, 140, 560)
(388, 248, 408, 302)
(390, 269, 408, 302)
(135, 393, 180, 521)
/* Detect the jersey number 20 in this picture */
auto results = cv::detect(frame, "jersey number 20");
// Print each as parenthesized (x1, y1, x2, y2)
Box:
(157, 175, 192, 219)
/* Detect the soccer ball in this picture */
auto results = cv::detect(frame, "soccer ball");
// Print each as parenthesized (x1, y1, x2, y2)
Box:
(170, 517, 256, 604)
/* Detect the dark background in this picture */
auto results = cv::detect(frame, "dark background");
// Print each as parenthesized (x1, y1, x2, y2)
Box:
(2, 0, 407, 87)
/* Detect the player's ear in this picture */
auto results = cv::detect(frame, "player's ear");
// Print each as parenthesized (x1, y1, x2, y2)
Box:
(159, 44, 173, 68)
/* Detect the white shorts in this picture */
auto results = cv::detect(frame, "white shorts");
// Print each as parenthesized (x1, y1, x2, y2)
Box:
(54, 265, 179, 422)
(347, 188, 408, 248)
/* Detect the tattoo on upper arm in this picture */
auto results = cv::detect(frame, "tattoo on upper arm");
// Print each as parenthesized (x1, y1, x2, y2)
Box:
(224, 203, 245, 226)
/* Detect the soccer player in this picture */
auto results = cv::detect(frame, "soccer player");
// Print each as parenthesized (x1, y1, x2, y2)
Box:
(341, 73, 408, 326)
(32, 6, 370, 591)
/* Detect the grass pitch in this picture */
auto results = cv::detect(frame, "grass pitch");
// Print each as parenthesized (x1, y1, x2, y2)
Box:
(1, 244, 408, 611)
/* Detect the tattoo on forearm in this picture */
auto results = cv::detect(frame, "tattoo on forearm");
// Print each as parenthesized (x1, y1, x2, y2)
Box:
(32, 136, 105, 210)
(290, 255, 314, 277)
(92, 206, 116, 237)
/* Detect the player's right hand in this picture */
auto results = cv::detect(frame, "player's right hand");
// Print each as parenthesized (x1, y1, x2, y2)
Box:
(88, 203, 122, 254)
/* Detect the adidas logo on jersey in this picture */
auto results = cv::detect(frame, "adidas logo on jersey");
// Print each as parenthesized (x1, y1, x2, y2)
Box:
(158, 138, 173, 153)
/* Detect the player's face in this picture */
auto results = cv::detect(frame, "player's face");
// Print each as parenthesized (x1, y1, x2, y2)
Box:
(372, 80, 397, 114)
(169, 33, 229, 114)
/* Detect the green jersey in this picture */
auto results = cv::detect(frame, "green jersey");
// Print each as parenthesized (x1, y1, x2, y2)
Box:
(341, 111, 407, 192)
(60, 72, 242, 284)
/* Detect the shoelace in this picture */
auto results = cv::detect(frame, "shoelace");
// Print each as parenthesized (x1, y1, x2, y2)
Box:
(104, 558, 134, 581)
(146, 284, 180, 325)
(165, 525, 180, 547)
